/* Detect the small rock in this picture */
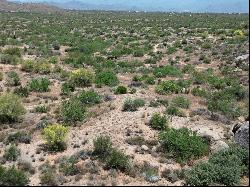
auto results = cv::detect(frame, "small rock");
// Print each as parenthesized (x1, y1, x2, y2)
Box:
(143, 173, 160, 183)
(234, 121, 249, 149)
(141, 145, 149, 151)
(211, 140, 229, 153)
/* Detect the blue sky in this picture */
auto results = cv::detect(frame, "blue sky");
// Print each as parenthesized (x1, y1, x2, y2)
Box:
(11, 0, 249, 13)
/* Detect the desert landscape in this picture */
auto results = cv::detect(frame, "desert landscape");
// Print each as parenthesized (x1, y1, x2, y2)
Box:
(0, 0, 249, 186)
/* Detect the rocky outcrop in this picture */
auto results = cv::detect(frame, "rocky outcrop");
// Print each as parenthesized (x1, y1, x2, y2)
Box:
(233, 121, 249, 149)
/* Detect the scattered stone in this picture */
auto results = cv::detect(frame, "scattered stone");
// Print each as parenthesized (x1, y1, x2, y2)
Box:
(234, 121, 249, 149)
(211, 140, 229, 153)
(144, 175, 160, 183)
(141, 145, 149, 151)
(235, 54, 249, 61)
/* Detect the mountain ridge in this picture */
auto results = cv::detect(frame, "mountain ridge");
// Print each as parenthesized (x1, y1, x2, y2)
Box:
(0, 0, 62, 13)
(8, 0, 249, 13)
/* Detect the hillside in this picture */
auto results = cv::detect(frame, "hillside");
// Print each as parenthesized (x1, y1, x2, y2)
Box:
(0, 0, 62, 13)
(0, 11, 249, 186)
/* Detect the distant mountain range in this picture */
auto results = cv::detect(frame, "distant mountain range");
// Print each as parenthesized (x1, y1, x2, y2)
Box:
(4, 0, 250, 13)
(0, 0, 61, 12)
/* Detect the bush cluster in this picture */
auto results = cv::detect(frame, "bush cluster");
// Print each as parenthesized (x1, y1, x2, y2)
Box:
(0, 93, 26, 123)
(0, 166, 29, 186)
(185, 145, 249, 186)
(160, 128, 209, 163)
(123, 98, 145, 112)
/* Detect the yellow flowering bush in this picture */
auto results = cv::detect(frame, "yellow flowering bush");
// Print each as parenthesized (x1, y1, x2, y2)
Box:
(234, 29, 244, 37)
(69, 68, 95, 87)
(34, 61, 52, 74)
(43, 124, 69, 152)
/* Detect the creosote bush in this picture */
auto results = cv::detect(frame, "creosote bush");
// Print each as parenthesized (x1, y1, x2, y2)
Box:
(95, 70, 119, 87)
(115, 85, 127, 94)
(105, 149, 131, 172)
(13, 86, 30, 97)
(93, 136, 113, 159)
(0, 93, 26, 123)
(6, 131, 31, 144)
(93, 136, 131, 172)
(77, 90, 101, 106)
(6, 71, 20, 86)
(166, 106, 186, 117)
(3, 144, 21, 161)
(43, 124, 69, 152)
(60, 82, 75, 96)
(160, 128, 209, 163)
(123, 98, 145, 112)
(172, 96, 191, 109)
(59, 156, 80, 176)
(185, 145, 249, 186)
(0, 166, 29, 186)
(149, 113, 169, 130)
(28, 77, 50, 92)
(60, 97, 87, 124)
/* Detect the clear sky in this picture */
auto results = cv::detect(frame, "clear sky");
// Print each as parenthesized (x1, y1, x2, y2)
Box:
(11, 0, 250, 13)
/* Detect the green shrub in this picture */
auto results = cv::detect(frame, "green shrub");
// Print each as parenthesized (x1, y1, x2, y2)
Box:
(59, 156, 80, 176)
(160, 128, 209, 163)
(3, 144, 21, 161)
(105, 149, 131, 172)
(172, 96, 191, 109)
(115, 86, 127, 94)
(207, 75, 226, 89)
(28, 77, 50, 92)
(48, 56, 58, 64)
(167, 47, 177, 55)
(202, 42, 212, 49)
(0, 166, 29, 186)
(69, 68, 95, 87)
(21, 60, 35, 72)
(13, 86, 30, 97)
(3, 47, 21, 57)
(149, 113, 169, 130)
(185, 162, 217, 186)
(192, 71, 210, 85)
(77, 90, 101, 106)
(0, 93, 26, 123)
(154, 65, 182, 78)
(192, 87, 207, 97)
(34, 61, 52, 74)
(144, 76, 155, 85)
(207, 92, 241, 119)
(6, 71, 20, 86)
(60, 82, 75, 96)
(0, 72, 3, 81)
(185, 145, 249, 186)
(166, 106, 186, 117)
(93, 136, 113, 159)
(0, 54, 20, 65)
(156, 80, 181, 95)
(123, 98, 145, 112)
(39, 162, 58, 186)
(35, 105, 48, 113)
(6, 131, 31, 144)
(60, 97, 86, 123)
(203, 56, 211, 64)
(133, 49, 144, 57)
(43, 124, 69, 152)
(95, 70, 119, 87)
